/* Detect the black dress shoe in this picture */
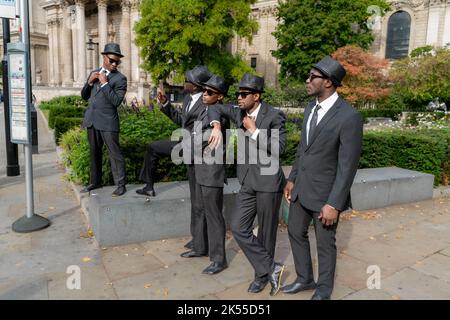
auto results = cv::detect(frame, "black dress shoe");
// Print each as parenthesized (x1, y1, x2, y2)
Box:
(136, 187, 156, 197)
(112, 185, 127, 197)
(281, 280, 317, 294)
(202, 262, 228, 275)
(80, 184, 101, 193)
(247, 278, 268, 293)
(184, 240, 193, 249)
(311, 292, 331, 300)
(180, 250, 208, 258)
(268, 263, 285, 296)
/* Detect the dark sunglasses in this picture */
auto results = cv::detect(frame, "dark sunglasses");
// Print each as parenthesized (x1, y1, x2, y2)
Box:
(235, 91, 255, 99)
(107, 57, 121, 65)
(307, 73, 327, 81)
(203, 89, 220, 96)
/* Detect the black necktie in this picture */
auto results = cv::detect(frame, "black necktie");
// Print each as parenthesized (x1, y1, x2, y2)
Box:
(308, 104, 321, 145)
(185, 95, 193, 112)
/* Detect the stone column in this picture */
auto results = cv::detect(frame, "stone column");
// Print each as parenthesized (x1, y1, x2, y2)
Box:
(61, 1, 73, 86)
(31, 45, 36, 85)
(71, 6, 78, 84)
(426, 3, 442, 45)
(75, 0, 87, 85)
(53, 17, 62, 86)
(120, 0, 131, 81)
(47, 19, 56, 86)
(97, 0, 108, 65)
(443, 4, 450, 46)
(130, 0, 140, 86)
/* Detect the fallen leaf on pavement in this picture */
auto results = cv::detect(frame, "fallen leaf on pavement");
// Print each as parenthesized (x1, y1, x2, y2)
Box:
(144, 283, 152, 289)
(82, 257, 91, 263)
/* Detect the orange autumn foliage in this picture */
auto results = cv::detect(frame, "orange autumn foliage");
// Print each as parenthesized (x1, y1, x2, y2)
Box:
(332, 45, 392, 109)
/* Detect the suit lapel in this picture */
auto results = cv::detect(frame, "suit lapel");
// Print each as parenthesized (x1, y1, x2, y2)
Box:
(255, 103, 267, 128)
(304, 97, 343, 152)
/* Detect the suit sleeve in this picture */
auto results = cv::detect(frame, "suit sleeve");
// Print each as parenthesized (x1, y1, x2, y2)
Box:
(100, 75, 127, 108)
(287, 138, 303, 182)
(160, 101, 183, 127)
(81, 71, 95, 100)
(250, 110, 287, 159)
(327, 112, 363, 211)
(207, 104, 240, 126)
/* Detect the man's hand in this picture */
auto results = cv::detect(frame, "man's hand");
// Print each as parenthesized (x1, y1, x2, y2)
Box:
(243, 116, 256, 134)
(318, 204, 339, 226)
(88, 72, 99, 85)
(207, 122, 222, 150)
(157, 87, 167, 104)
(284, 181, 294, 204)
(98, 71, 108, 85)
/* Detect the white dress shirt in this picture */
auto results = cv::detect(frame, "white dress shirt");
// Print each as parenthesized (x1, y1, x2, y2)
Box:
(306, 91, 339, 145)
(247, 103, 261, 140)
(187, 92, 203, 112)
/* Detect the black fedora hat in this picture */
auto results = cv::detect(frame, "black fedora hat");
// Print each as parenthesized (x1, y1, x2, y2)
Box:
(185, 65, 212, 87)
(101, 43, 124, 58)
(238, 73, 265, 93)
(202, 75, 229, 95)
(312, 56, 346, 87)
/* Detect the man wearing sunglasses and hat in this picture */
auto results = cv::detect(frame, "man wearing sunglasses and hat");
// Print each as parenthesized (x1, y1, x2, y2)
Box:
(136, 65, 212, 252)
(282, 56, 363, 300)
(80, 43, 128, 197)
(182, 74, 231, 274)
(208, 74, 287, 295)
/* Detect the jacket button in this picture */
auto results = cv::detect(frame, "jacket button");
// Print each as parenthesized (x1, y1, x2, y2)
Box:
(301, 166, 305, 171)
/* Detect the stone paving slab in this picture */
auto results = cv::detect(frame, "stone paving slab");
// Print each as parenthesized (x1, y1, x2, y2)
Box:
(411, 253, 450, 283)
(381, 267, 450, 300)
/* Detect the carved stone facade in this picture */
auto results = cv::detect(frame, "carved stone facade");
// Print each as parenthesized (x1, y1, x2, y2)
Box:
(0, 0, 449, 98)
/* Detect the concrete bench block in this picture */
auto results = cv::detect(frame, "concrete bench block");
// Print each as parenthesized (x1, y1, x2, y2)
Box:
(351, 167, 434, 211)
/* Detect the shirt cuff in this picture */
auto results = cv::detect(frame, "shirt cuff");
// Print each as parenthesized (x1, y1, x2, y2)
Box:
(210, 120, 220, 127)
(250, 128, 260, 140)
(100, 82, 108, 88)
(162, 100, 170, 107)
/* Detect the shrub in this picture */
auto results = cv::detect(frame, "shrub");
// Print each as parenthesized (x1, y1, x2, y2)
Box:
(53, 117, 83, 144)
(39, 95, 86, 111)
(48, 105, 86, 129)
(391, 47, 450, 110)
(361, 128, 450, 185)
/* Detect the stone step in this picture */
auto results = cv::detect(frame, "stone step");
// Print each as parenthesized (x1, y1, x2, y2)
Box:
(79, 166, 434, 246)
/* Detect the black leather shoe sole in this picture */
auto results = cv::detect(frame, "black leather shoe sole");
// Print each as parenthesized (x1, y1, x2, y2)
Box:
(180, 250, 208, 258)
(247, 280, 268, 293)
(281, 281, 317, 294)
(202, 264, 228, 275)
(112, 187, 127, 197)
(136, 188, 156, 197)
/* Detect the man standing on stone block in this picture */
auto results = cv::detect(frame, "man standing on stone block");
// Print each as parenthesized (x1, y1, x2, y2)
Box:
(80, 43, 128, 197)
(282, 56, 363, 300)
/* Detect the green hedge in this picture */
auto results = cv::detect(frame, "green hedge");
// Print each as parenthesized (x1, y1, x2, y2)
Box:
(359, 109, 403, 123)
(54, 117, 83, 144)
(60, 108, 186, 186)
(360, 128, 450, 186)
(39, 95, 87, 111)
(60, 105, 449, 186)
(48, 105, 87, 129)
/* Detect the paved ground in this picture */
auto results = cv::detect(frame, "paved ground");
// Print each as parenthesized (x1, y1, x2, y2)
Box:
(1, 104, 450, 300)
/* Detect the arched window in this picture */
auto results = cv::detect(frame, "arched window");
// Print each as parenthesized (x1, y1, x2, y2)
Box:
(385, 11, 411, 59)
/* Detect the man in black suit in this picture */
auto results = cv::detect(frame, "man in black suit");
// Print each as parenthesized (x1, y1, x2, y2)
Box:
(208, 74, 286, 296)
(80, 43, 127, 197)
(187, 75, 230, 274)
(136, 65, 212, 251)
(282, 57, 363, 300)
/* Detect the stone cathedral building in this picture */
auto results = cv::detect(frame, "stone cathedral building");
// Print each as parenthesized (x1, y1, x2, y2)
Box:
(0, 0, 449, 101)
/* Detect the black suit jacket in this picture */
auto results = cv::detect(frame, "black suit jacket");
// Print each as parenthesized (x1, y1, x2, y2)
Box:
(192, 104, 230, 188)
(208, 102, 287, 193)
(81, 68, 127, 132)
(288, 96, 363, 212)
(160, 94, 204, 131)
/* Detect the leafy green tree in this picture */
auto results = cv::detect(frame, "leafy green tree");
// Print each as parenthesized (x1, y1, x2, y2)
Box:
(391, 47, 450, 110)
(272, 0, 390, 84)
(135, 0, 258, 84)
